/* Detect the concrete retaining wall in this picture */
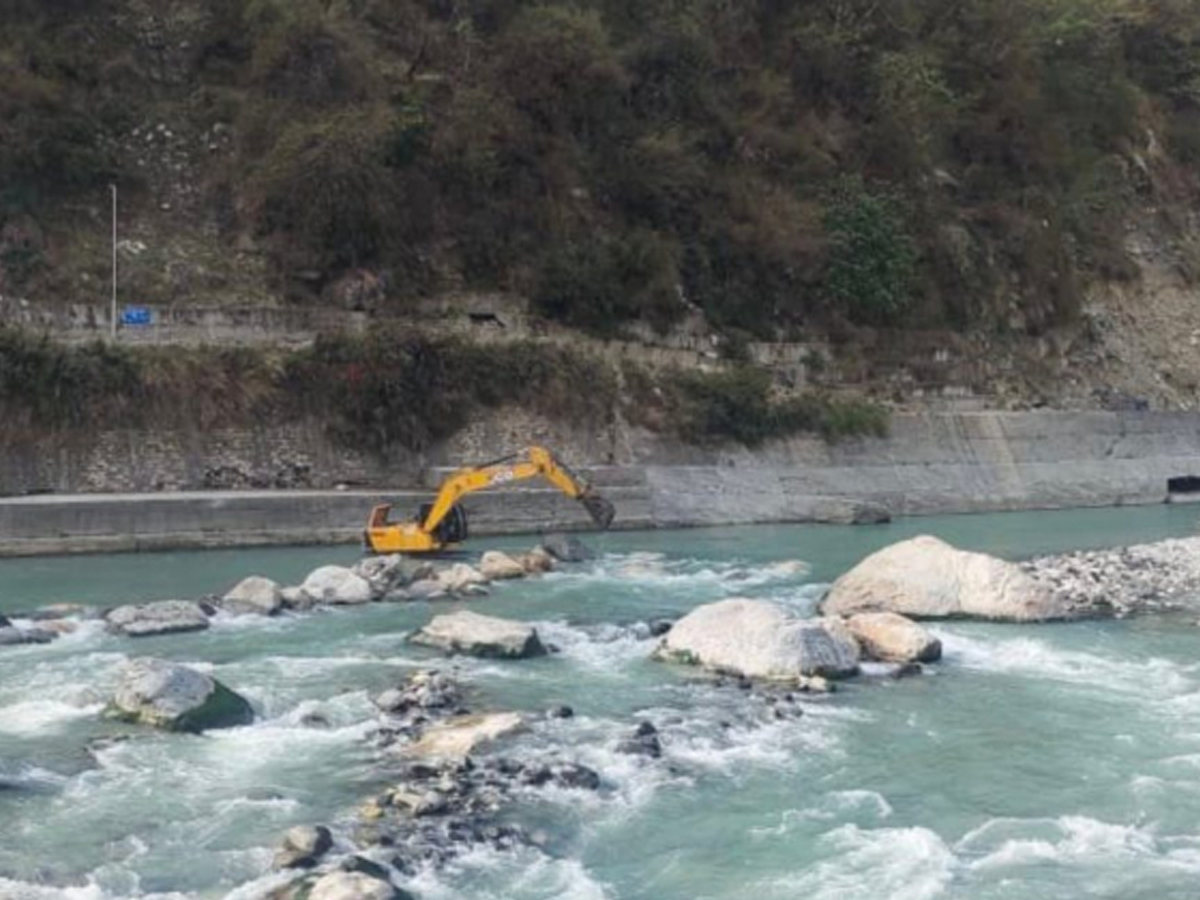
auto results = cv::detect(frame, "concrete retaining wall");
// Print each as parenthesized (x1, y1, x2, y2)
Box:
(3, 410, 1200, 555)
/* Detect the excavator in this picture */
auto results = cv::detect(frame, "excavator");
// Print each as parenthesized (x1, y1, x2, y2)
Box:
(364, 446, 616, 554)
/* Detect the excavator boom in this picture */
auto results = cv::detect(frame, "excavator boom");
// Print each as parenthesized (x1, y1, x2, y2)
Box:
(365, 446, 615, 554)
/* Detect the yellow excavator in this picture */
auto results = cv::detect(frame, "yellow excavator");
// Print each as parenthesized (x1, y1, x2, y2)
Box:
(364, 446, 616, 554)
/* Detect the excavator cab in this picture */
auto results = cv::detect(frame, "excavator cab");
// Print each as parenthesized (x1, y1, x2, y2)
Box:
(364, 446, 615, 555)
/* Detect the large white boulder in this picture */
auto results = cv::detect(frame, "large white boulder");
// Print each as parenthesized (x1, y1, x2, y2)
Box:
(106, 600, 210, 637)
(410, 611, 546, 659)
(221, 576, 283, 616)
(845, 612, 942, 663)
(300, 566, 374, 605)
(823, 535, 1068, 621)
(353, 555, 433, 598)
(403, 712, 526, 760)
(479, 551, 527, 580)
(655, 598, 860, 680)
(107, 658, 254, 732)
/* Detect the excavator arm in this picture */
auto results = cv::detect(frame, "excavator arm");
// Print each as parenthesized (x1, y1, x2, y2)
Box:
(420, 446, 613, 534)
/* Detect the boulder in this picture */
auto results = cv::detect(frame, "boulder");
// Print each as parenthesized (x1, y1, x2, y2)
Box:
(479, 551, 526, 580)
(309, 871, 406, 900)
(518, 546, 556, 573)
(274, 824, 333, 869)
(541, 533, 593, 562)
(107, 658, 254, 732)
(0, 626, 56, 646)
(655, 599, 860, 681)
(106, 600, 210, 637)
(0, 614, 8, 628)
(300, 566, 373, 605)
(822, 535, 1069, 622)
(845, 612, 942, 663)
(404, 712, 525, 760)
(280, 586, 314, 610)
(221, 576, 283, 616)
(353, 555, 433, 598)
(436, 563, 489, 593)
(411, 611, 546, 659)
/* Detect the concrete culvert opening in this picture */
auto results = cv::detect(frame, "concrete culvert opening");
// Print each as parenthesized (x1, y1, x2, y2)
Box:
(1167, 476, 1200, 501)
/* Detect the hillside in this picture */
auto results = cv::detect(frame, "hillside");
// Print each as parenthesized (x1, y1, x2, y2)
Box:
(5, 0, 1200, 441)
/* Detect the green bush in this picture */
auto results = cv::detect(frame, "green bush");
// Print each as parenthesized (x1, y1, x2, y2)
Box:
(824, 179, 917, 326)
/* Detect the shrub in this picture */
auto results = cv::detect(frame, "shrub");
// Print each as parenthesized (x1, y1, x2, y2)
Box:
(824, 178, 917, 326)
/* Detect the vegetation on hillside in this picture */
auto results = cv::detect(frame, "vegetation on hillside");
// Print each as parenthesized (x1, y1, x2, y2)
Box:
(0, 327, 885, 449)
(4, 0, 1200, 341)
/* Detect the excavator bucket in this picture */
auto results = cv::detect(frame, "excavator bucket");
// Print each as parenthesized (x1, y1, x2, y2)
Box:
(580, 492, 616, 530)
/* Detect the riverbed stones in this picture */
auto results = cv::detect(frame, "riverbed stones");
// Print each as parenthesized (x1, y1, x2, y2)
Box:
(221, 576, 283, 616)
(106, 600, 210, 637)
(107, 658, 254, 732)
(655, 599, 861, 681)
(822, 535, 1069, 622)
(411, 611, 547, 660)
(845, 612, 942, 663)
(308, 871, 405, 900)
(479, 551, 526, 580)
(274, 824, 333, 869)
(372, 670, 460, 717)
(541, 533, 593, 562)
(301, 566, 374, 605)
(403, 712, 525, 760)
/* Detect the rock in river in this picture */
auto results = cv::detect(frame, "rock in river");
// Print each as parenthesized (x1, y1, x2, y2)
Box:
(308, 871, 407, 900)
(822, 535, 1068, 622)
(541, 533, 593, 562)
(106, 600, 210, 637)
(479, 550, 527, 580)
(107, 658, 254, 732)
(411, 611, 547, 659)
(655, 598, 860, 681)
(436, 563, 489, 594)
(845, 612, 942, 663)
(0, 626, 57, 646)
(274, 824, 333, 869)
(300, 566, 374, 605)
(221, 576, 283, 616)
(403, 712, 526, 760)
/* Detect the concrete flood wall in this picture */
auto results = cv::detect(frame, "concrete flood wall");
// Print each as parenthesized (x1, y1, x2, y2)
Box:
(2, 410, 1200, 555)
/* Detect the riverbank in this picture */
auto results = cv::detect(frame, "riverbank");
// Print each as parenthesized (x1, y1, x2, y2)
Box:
(5, 409, 1200, 556)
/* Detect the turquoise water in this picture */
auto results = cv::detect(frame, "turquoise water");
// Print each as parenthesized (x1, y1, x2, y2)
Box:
(3, 504, 1200, 899)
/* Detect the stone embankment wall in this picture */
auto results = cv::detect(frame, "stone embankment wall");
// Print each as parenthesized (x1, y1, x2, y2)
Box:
(3, 410, 1200, 555)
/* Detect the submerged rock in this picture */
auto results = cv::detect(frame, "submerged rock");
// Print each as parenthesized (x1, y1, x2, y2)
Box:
(822, 535, 1068, 622)
(301, 566, 374, 605)
(0, 614, 8, 628)
(107, 658, 254, 732)
(846, 612, 942, 663)
(617, 720, 663, 759)
(274, 824, 333, 869)
(106, 600, 210, 637)
(479, 551, 527, 580)
(0, 626, 56, 646)
(221, 576, 283, 616)
(403, 712, 525, 760)
(541, 533, 593, 562)
(28, 603, 97, 621)
(655, 598, 860, 681)
(411, 611, 547, 660)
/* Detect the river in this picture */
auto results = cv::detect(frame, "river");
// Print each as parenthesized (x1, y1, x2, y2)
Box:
(3, 504, 1200, 900)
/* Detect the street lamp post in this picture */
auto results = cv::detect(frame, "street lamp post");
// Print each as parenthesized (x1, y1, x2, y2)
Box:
(110, 184, 117, 338)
